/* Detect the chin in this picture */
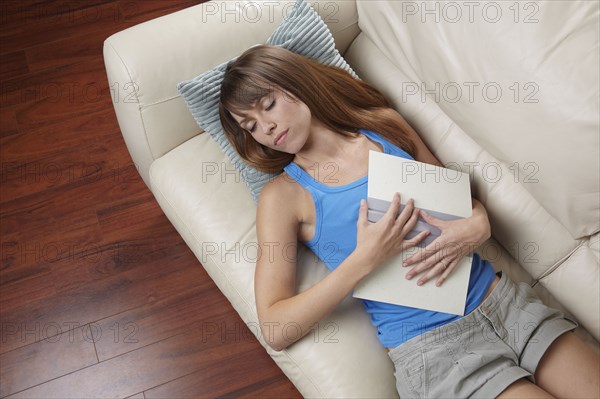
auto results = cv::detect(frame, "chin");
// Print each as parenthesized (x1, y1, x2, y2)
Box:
(277, 148, 296, 155)
(274, 142, 299, 155)
(283, 144, 302, 155)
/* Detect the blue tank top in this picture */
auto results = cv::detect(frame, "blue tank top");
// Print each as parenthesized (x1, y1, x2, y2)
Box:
(283, 129, 497, 348)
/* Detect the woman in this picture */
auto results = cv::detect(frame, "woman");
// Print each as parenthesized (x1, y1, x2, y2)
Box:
(218, 45, 599, 398)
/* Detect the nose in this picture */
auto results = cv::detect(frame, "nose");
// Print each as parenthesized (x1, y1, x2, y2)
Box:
(260, 119, 276, 135)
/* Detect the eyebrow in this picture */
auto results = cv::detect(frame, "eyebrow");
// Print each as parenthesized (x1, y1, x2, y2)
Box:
(231, 95, 269, 126)
(231, 111, 249, 125)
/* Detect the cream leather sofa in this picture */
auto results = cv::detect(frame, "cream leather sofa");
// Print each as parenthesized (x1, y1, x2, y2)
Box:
(103, 1, 599, 397)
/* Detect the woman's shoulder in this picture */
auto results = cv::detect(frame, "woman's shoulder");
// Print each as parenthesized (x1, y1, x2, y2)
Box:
(257, 172, 305, 223)
(257, 172, 310, 235)
(260, 171, 302, 199)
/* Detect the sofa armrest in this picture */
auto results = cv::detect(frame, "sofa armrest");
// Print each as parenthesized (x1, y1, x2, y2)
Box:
(103, 0, 359, 187)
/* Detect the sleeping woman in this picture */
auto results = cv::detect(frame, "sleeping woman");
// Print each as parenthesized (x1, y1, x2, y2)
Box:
(218, 44, 599, 398)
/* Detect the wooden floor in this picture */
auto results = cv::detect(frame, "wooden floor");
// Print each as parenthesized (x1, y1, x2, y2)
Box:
(0, 1, 301, 397)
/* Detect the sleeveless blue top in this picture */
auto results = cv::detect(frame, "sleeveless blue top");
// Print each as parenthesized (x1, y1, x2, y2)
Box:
(283, 129, 497, 348)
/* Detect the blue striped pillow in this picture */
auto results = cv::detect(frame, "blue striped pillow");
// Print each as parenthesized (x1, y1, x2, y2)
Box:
(177, 0, 357, 203)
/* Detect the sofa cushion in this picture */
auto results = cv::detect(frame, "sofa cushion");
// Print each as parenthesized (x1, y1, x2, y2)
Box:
(177, 0, 358, 202)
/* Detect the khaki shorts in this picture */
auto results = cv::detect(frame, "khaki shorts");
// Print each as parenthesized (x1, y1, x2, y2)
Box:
(388, 271, 578, 398)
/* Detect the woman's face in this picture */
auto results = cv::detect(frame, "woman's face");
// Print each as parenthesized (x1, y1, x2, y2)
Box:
(229, 88, 311, 154)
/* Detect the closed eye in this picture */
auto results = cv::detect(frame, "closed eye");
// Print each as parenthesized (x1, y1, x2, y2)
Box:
(245, 98, 275, 134)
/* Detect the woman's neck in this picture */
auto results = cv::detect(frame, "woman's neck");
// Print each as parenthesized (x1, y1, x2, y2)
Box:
(292, 121, 360, 170)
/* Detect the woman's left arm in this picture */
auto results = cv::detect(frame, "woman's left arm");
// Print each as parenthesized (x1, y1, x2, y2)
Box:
(378, 107, 491, 286)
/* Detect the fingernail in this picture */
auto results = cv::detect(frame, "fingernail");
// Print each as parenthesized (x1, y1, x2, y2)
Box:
(417, 280, 424, 286)
(406, 273, 413, 280)
(436, 280, 442, 287)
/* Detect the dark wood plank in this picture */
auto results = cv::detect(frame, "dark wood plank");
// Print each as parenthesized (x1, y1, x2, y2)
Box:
(6, 315, 259, 399)
(0, 0, 300, 396)
(0, 128, 130, 203)
(144, 346, 301, 399)
(46, 187, 182, 294)
(93, 282, 229, 361)
(7, 60, 115, 131)
(0, 51, 28, 81)
(0, 1, 114, 32)
(0, 167, 146, 240)
(0, 241, 201, 353)
(235, 375, 303, 399)
(117, 0, 203, 25)
(0, 204, 103, 312)
(0, 104, 19, 138)
(0, 209, 102, 271)
(0, 107, 120, 165)
(0, 256, 55, 315)
(0, 2, 121, 55)
(0, 323, 97, 397)
(25, 21, 112, 74)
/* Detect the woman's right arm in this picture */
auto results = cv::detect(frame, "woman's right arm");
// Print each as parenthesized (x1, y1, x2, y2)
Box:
(254, 181, 428, 351)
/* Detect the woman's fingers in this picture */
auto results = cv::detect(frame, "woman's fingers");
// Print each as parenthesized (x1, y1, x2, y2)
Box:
(357, 199, 368, 227)
(419, 257, 452, 286)
(404, 241, 461, 279)
(419, 210, 443, 228)
(434, 257, 461, 287)
(414, 256, 461, 286)
(394, 196, 415, 226)
(399, 203, 420, 237)
(401, 229, 430, 251)
(403, 236, 444, 266)
(384, 192, 402, 224)
(357, 194, 436, 271)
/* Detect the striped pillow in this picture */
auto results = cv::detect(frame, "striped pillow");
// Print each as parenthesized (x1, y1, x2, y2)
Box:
(177, 0, 358, 203)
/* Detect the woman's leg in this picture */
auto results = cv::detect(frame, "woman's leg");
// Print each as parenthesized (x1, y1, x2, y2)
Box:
(534, 331, 600, 398)
(497, 378, 554, 398)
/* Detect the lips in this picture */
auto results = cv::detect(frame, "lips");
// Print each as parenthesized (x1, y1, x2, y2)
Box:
(274, 129, 288, 146)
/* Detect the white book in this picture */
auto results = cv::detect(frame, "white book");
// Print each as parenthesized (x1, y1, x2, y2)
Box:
(352, 151, 473, 315)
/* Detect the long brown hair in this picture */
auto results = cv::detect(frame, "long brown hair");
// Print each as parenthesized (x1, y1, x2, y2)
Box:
(218, 45, 416, 174)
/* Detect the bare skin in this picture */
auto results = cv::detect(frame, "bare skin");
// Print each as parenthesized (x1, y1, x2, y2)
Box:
(498, 331, 600, 398)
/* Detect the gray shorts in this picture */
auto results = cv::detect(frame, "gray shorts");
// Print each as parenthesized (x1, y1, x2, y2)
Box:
(388, 271, 578, 398)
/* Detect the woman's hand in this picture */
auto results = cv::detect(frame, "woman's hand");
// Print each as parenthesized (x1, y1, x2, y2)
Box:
(354, 192, 431, 275)
(403, 198, 491, 287)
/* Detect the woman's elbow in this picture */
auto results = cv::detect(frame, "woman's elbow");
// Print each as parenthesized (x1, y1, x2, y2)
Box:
(267, 340, 288, 352)
(259, 322, 295, 352)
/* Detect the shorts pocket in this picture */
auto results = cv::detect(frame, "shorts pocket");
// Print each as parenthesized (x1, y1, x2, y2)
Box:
(397, 348, 427, 398)
(509, 284, 561, 343)
(427, 342, 488, 398)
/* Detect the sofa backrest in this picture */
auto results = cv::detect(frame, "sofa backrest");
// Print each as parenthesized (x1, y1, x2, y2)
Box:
(355, 1, 599, 241)
(103, 0, 360, 187)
